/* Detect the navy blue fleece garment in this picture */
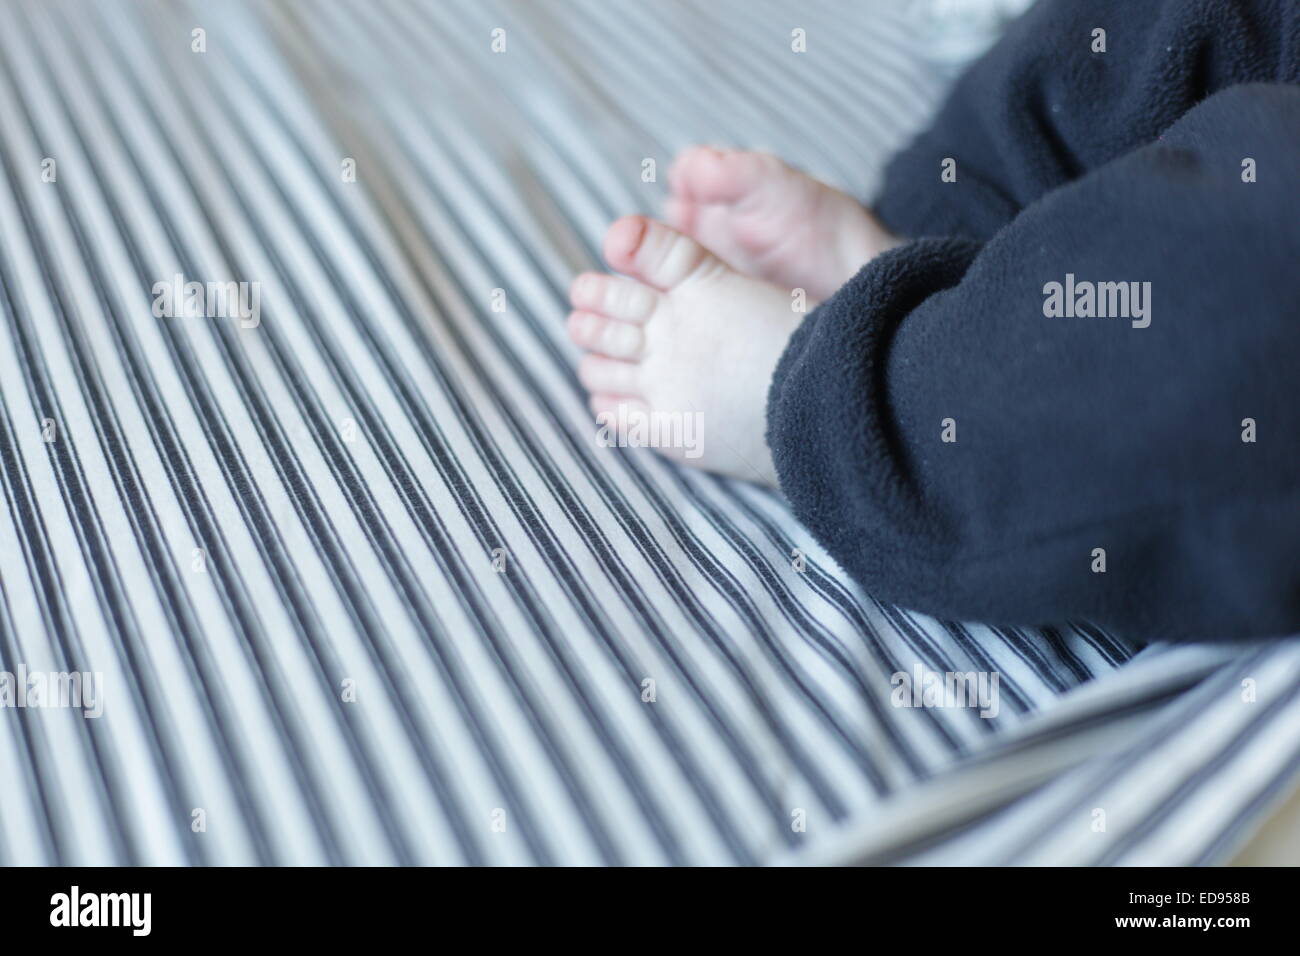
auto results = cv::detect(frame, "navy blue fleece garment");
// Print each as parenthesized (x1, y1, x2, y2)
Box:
(768, 83, 1300, 643)
(874, 0, 1300, 242)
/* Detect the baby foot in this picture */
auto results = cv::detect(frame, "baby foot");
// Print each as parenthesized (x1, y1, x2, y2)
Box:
(666, 146, 900, 300)
(568, 216, 809, 486)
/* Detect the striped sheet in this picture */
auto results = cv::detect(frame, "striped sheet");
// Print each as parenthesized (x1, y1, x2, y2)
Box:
(0, 0, 1293, 867)
(876, 642, 1300, 866)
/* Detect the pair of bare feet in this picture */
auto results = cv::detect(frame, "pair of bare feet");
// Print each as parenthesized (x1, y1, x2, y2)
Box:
(568, 147, 899, 486)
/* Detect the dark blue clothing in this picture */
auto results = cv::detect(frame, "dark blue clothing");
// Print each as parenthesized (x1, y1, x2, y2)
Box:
(767, 0, 1300, 642)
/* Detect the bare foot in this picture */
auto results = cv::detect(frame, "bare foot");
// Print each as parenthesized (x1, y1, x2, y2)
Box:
(568, 216, 808, 486)
(666, 146, 900, 300)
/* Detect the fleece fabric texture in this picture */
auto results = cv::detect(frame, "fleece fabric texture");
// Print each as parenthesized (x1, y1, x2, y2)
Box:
(767, 0, 1300, 644)
(874, 0, 1300, 242)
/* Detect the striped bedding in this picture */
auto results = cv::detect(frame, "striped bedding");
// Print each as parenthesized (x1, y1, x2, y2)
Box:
(0, 0, 1297, 866)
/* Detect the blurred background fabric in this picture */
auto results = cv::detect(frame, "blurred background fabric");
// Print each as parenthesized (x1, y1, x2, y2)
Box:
(0, 0, 1297, 866)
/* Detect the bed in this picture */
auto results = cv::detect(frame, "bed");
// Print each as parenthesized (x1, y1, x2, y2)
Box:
(1, 0, 1297, 866)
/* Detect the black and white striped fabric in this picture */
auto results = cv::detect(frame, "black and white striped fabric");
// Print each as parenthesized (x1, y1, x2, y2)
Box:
(0, 0, 1296, 866)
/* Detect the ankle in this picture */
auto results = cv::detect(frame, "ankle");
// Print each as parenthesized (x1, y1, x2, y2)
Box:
(837, 207, 902, 280)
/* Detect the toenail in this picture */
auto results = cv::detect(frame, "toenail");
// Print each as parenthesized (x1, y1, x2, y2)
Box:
(621, 217, 647, 256)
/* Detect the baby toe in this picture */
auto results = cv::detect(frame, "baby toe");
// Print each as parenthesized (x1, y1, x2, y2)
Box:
(568, 271, 658, 323)
(567, 311, 645, 360)
(603, 216, 721, 291)
(669, 147, 776, 205)
(577, 353, 642, 396)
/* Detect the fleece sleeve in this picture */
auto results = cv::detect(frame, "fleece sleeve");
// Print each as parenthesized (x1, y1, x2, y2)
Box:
(874, 0, 1300, 241)
(767, 84, 1300, 643)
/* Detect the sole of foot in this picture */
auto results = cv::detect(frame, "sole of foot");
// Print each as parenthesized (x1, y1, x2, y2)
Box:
(665, 145, 899, 300)
(568, 215, 813, 486)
